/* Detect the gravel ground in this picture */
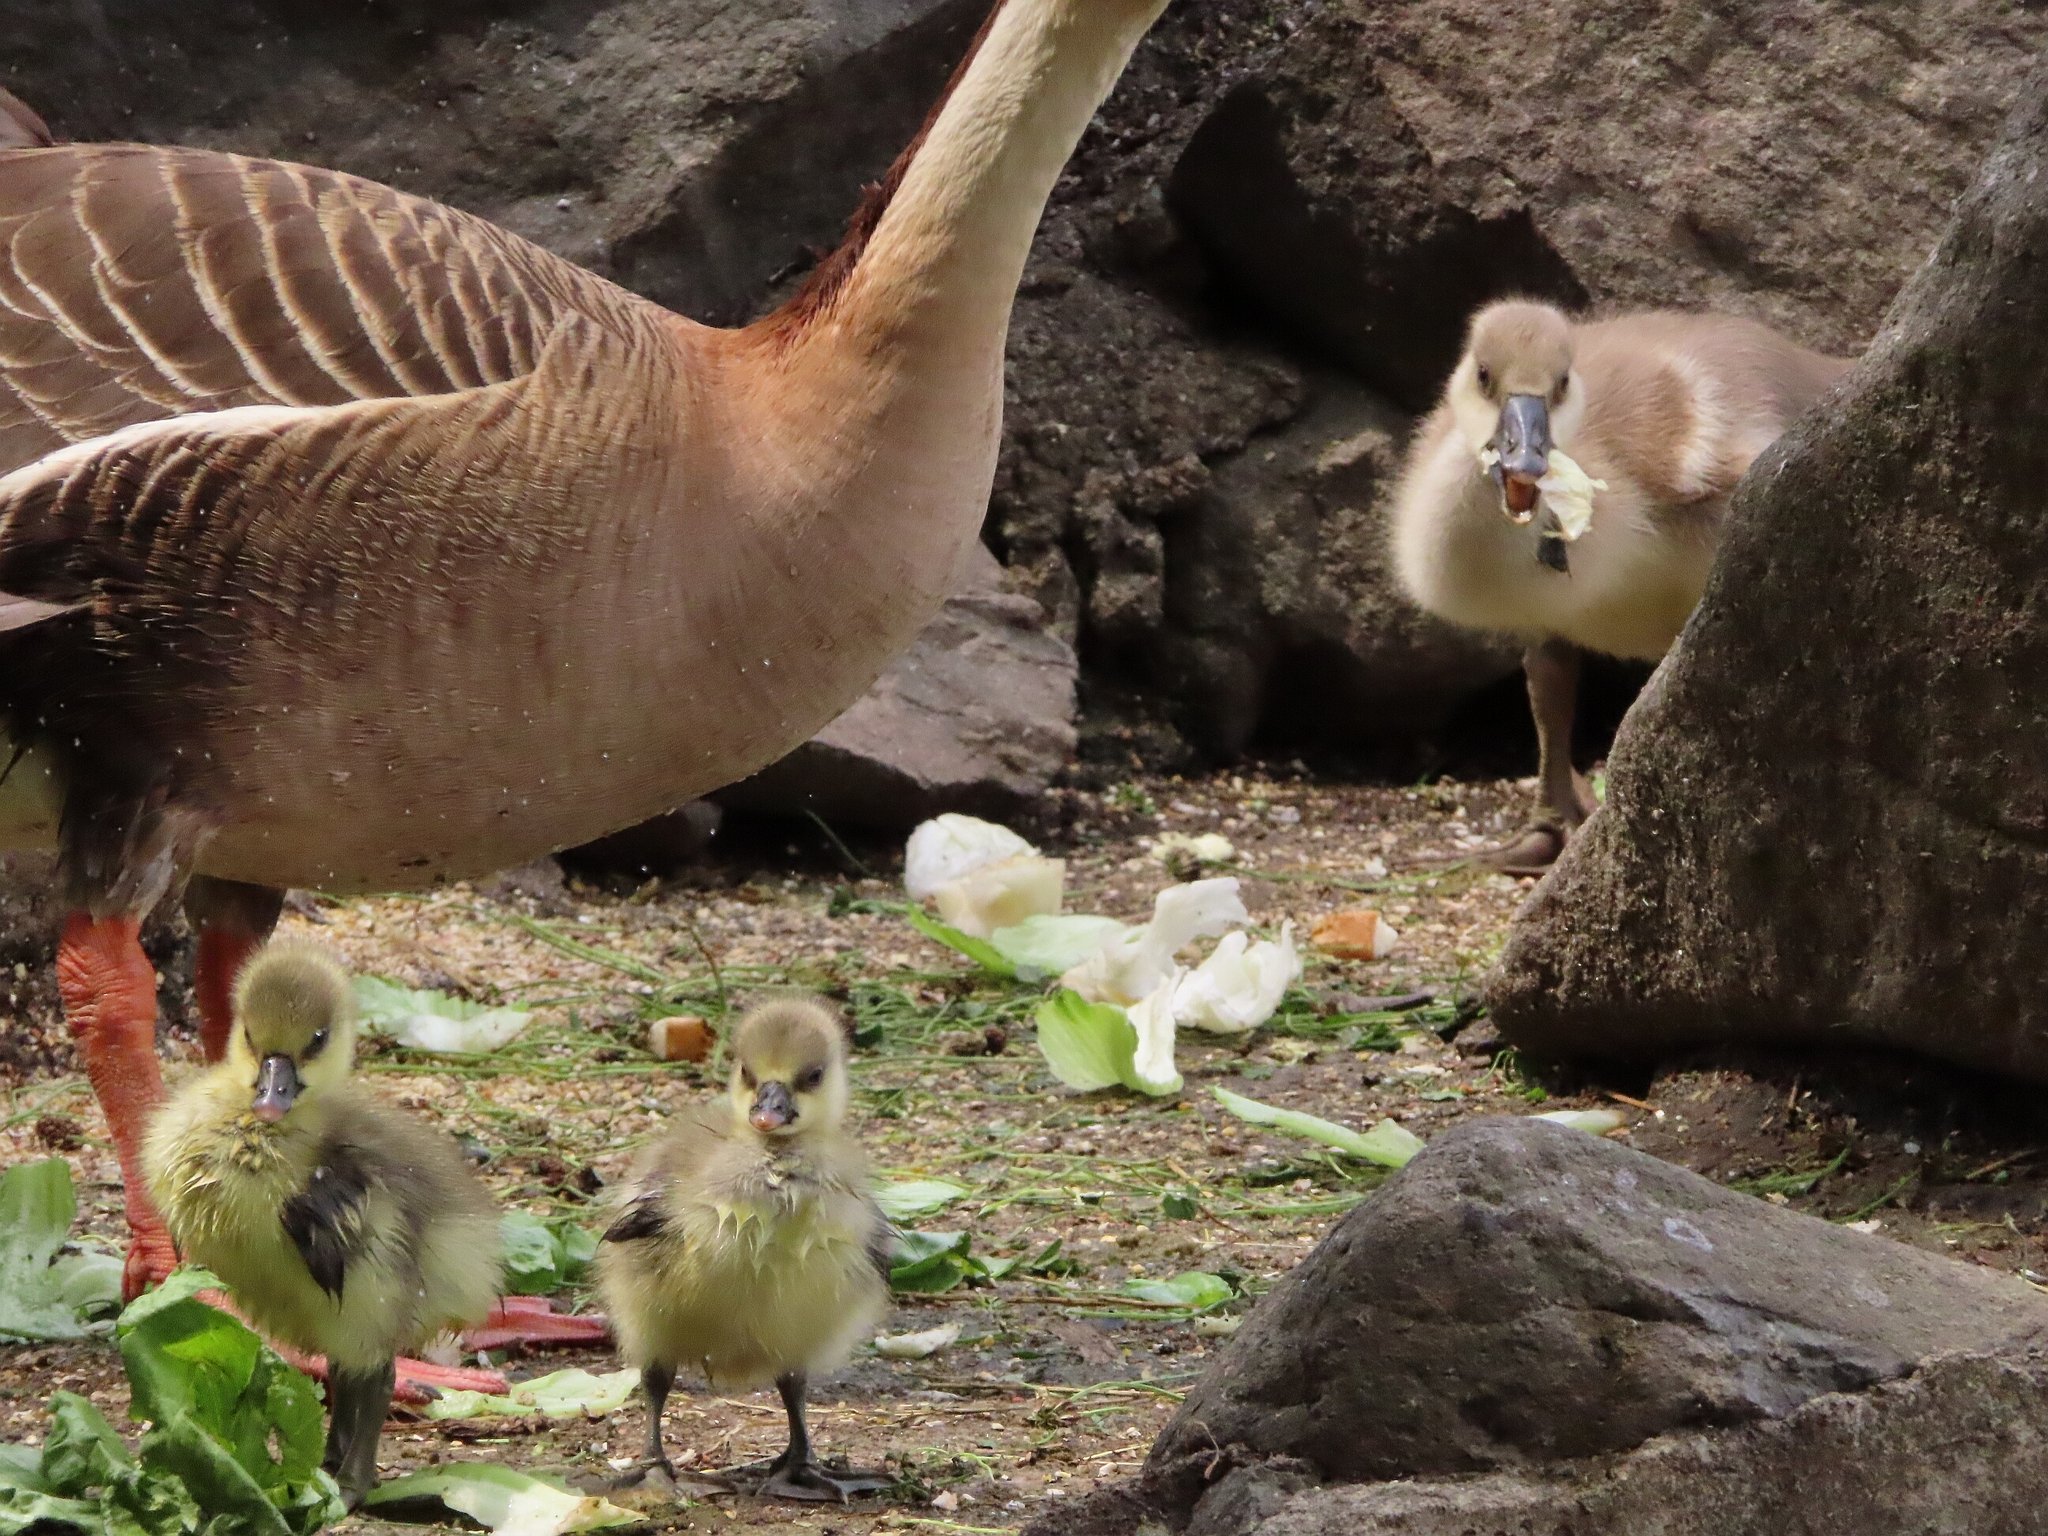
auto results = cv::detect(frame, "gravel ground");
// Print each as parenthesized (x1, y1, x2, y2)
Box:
(6, 768, 2047, 1534)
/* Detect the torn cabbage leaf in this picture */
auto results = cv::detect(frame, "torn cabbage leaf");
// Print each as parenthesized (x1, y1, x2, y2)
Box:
(989, 913, 1132, 977)
(929, 853, 1065, 939)
(1476, 442, 1606, 539)
(874, 1322, 962, 1360)
(1125, 972, 1187, 1096)
(1212, 1086, 1424, 1167)
(1535, 448, 1607, 541)
(1061, 877, 1249, 1006)
(903, 813, 1036, 898)
(1035, 989, 1181, 1098)
(1171, 924, 1301, 1035)
(352, 977, 532, 1054)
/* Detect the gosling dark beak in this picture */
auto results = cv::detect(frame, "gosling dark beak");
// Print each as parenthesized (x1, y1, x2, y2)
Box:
(252, 1053, 301, 1123)
(749, 1080, 797, 1134)
(1493, 393, 1553, 520)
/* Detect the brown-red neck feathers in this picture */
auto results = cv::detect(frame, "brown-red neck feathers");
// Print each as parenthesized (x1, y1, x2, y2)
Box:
(764, 0, 1015, 336)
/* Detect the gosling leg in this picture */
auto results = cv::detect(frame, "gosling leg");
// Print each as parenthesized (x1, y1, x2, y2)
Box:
(756, 1373, 893, 1503)
(323, 1358, 396, 1512)
(609, 1360, 679, 1486)
(1478, 638, 1596, 875)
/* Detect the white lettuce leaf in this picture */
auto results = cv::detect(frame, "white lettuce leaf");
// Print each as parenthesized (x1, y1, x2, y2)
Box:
(904, 814, 1037, 899)
(1172, 923, 1301, 1035)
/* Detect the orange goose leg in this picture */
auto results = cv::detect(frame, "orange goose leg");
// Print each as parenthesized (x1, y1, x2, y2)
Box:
(56, 913, 180, 1300)
(193, 925, 268, 1063)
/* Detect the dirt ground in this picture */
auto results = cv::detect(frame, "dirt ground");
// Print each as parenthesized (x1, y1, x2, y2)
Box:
(7, 768, 2048, 1534)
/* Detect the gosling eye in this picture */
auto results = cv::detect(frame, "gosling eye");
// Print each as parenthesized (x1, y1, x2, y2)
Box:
(1553, 374, 1570, 404)
(306, 1028, 330, 1058)
(740, 1066, 757, 1090)
(797, 1066, 825, 1092)
(1476, 363, 1493, 395)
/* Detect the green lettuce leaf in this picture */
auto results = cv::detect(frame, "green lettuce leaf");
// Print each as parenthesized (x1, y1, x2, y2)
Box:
(1211, 1087, 1424, 1167)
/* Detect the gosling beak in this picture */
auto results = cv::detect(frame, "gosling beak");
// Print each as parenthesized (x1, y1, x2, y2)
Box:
(749, 1080, 797, 1134)
(1493, 393, 1553, 521)
(251, 1053, 301, 1123)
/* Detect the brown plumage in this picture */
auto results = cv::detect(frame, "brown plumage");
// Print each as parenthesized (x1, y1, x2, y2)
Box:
(1392, 299, 1851, 870)
(0, 0, 1173, 1321)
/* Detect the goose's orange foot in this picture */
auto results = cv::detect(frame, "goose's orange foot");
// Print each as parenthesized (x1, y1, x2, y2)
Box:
(123, 1226, 182, 1302)
(390, 1357, 511, 1404)
(294, 1351, 505, 1407)
(463, 1294, 611, 1353)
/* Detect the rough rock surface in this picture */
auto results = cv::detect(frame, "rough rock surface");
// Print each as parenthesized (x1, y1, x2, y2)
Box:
(716, 546, 1079, 830)
(1213, 1348, 2048, 1535)
(1147, 376, 1519, 759)
(1027, 1120, 2048, 1536)
(8, 1, 2031, 771)
(1149, 1119, 2046, 1485)
(1486, 59, 2048, 1084)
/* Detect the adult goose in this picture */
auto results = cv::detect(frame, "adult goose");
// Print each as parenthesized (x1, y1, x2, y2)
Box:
(0, 0, 1172, 1349)
(1390, 299, 1849, 872)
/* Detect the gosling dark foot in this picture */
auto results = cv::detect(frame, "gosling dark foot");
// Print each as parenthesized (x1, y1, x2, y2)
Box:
(1471, 820, 1571, 877)
(755, 1459, 895, 1503)
(608, 1454, 677, 1491)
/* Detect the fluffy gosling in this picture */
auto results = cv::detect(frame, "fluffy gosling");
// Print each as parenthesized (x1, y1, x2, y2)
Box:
(598, 997, 893, 1502)
(142, 942, 501, 1508)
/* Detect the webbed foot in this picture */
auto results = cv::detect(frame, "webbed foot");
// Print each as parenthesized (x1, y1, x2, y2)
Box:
(463, 1294, 611, 1352)
(759, 1460, 896, 1502)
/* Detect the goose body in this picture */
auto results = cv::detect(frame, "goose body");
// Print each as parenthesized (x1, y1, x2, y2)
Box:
(143, 942, 501, 1505)
(598, 998, 892, 1501)
(1391, 300, 1849, 867)
(0, 0, 1172, 1300)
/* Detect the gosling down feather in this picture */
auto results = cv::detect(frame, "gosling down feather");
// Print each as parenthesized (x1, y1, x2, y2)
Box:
(598, 998, 893, 1503)
(1391, 298, 1850, 870)
(0, 0, 1173, 1303)
(142, 942, 501, 1508)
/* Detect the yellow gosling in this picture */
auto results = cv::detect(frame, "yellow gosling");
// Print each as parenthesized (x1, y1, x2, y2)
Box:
(598, 997, 891, 1502)
(142, 941, 500, 1508)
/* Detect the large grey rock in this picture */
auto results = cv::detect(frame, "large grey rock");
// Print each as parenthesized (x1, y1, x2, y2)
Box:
(1167, 10, 1587, 414)
(2, 0, 979, 326)
(1149, 1120, 2047, 1487)
(1486, 58, 2048, 1083)
(1028, 1120, 2048, 1535)
(716, 545, 1079, 830)
(1205, 1347, 2048, 1535)
(1169, 0, 2045, 381)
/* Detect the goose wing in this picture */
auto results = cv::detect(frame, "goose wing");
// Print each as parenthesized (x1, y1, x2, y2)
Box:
(0, 303, 654, 614)
(0, 143, 626, 478)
